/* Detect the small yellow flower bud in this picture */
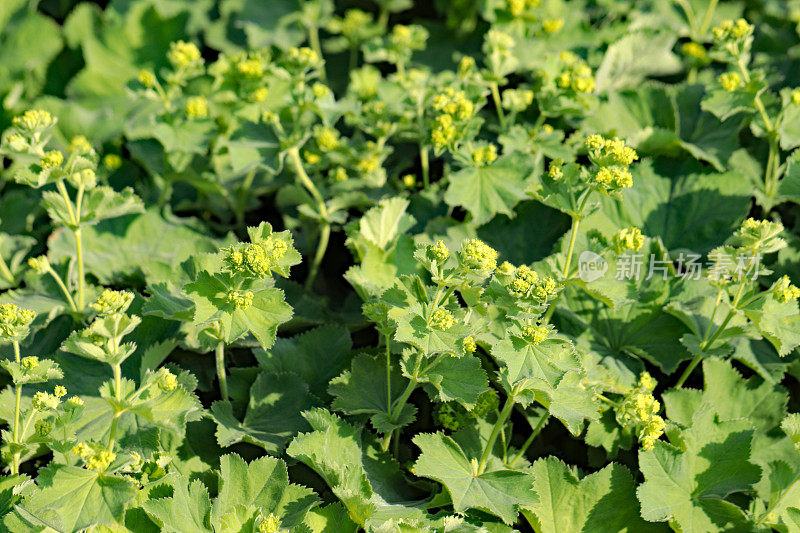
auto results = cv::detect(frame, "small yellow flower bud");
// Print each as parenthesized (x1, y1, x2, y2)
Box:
(718, 71, 742, 92)
(168, 40, 202, 68)
(28, 255, 50, 274)
(186, 96, 209, 119)
(40, 150, 63, 169)
(103, 154, 122, 170)
(430, 308, 455, 331)
(138, 70, 156, 87)
(542, 18, 564, 34)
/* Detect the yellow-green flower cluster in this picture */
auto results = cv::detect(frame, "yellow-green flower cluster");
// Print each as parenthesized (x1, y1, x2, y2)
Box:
(542, 18, 564, 34)
(434, 402, 472, 431)
(613, 227, 645, 253)
(433, 88, 475, 120)
(168, 40, 202, 68)
(158, 369, 178, 391)
(312, 82, 330, 99)
(226, 290, 254, 310)
(773, 276, 800, 303)
(556, 52, 595, 94)
(712, 18, 753, 43)
(287, 46, 321, 69)
(521, 323, 549, 345)
(258, 513, 282, 533)
(616, 372, 665, 450)
(682, 42, 708, 62)
(40, 150, 63, 169)
(792, 88, 800, 106)
(104, 154, 122, 170)
(471, 144, 498, 167)
(430, 308, 455, 331)
(223, 237, 288, 279)
(72, 442, 117, 471)
(11, 109, 55, 134)
(28, 255, 50, 275)
(138, 70, 156, 87)
(0, 303, 36, 341)
(509, 265, 538, 297)
(460, 239, 498, 272)
(431, 87, 476, 151)
(69, 135, 93, 154)
(32, 388, 65, 411)
(502, 88, 534, 112)
(712, 19, 753, 58)
(430, 240, 450, 263)
(35, 419, 53, 437)
(236, 57, 265, 78)
(186, 96, 209, 119)
(733, 218, 785, 252)
(718, 72, 742, 92)
(21, 356, 39, 370)
(548, 159, 564, 179)
(91, 289, 134, 316)
(586, 135, 638, 192)
(462, 336, 477, 353)
(314, 126, 340, 151)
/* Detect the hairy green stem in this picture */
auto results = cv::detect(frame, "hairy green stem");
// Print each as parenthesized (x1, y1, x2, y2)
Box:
(287, 147, 330, 290)
(0, 254, 14, 284)
(107, 411, 122, 450)
(489, 82, 506, 129)
(11, 341, 21, 474)
(308, 25, 326, 82)
(47, 266, 77, 312)
(508, 414, 549, 467)
(419, 144, 430, 188)
(215, 342, 229, 402)
(478, 393, 515, 474)
(543, 215, 581, 323)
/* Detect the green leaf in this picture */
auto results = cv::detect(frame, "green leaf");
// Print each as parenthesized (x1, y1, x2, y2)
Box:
(13, 465, 137, 532)
(329, 352, 416, 433)
(594, 32, 682, 93)
(144, 475, 212, 533)
(636, 406, 761, 532)
(353, 197, 416, 250)
(524, 457, 661, 532)
(185, 272, 293, 349)
(412, 432, 538, 525)
(409, 352, 488, 410)
(255, 324, 352, 400)
(211, 454, 319, 530)
(211, 371, 320, 455)
(743, 296, 800, 356)
(585, 84, 746, 171)
(49, 210, 226, 285)
(287, 409, 425, 528)
(444, 153, 534, 226)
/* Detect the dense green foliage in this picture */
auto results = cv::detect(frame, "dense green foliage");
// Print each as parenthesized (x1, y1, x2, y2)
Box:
(2, 0, 800, 531)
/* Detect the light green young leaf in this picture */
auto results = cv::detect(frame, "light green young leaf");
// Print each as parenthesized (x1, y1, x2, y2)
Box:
(412, 432, 537, 525)
(444, 153, 534, 226)
(211, 453, 319, 530)
(594, 32, 681, 93)
(212, 371, 320, 455)
(524, 457, 660, 532)
(11, 464, 136, 532)
(637, 407, 761, 532)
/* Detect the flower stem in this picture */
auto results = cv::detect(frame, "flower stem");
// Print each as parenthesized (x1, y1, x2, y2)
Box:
(0, 254, 14, 284)
(308, 25, 326, 82)
(543, 215, 581, 323)
(478, 393, 515, 474)
(47, 266, 77, 312)
(489, 82, 506, 129)
(215, 342, 228, 402)
(675, 353, 703, 389)
(508, 414, 549, 467)
(287, 147, 330, 290)
(11, 341, 21, 474)
(419, 144, 430, 188)
(107, 410, 122, 450)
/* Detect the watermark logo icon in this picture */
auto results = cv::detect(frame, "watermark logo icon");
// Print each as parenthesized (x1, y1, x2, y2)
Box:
(578, 251, 607, 282)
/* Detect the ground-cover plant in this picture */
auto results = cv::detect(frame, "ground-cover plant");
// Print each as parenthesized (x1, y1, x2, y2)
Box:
(3, 0, 800, 532)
